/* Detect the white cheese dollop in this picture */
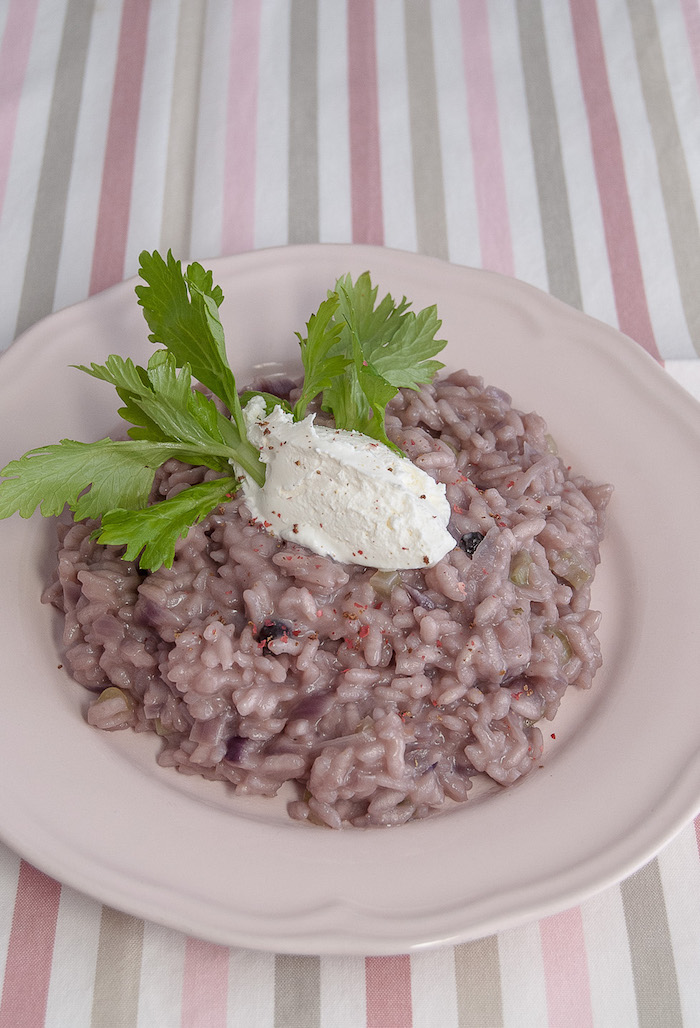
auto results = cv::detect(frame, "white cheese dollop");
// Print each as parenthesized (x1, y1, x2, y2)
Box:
(238, 396, 454, 570)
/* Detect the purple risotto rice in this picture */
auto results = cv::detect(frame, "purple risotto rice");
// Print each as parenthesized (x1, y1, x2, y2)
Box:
(43, 370, 611, 828)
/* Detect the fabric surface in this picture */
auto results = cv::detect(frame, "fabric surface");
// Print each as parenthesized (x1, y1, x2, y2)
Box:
(0, 0, 699, 1024)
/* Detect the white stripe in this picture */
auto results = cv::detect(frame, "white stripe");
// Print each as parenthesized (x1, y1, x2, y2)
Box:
(411, 947, 458, 1028)
(374, 0, 417, 252)
(122, 0, 180, 282)
(319, 954, 366, 1028)
(190, 1, 233, 260)
(657, 822, 700, 1027)
(0, 844, 21, 991)
(430, 0, 481, 269)
(44, 886, 101, 1028)
(580, 885, 638, 1026)
(600, 0, 695, 359)
(254, 0, 291, 249)
(0, 0, 68, 349)
(227, 947, 275, 1027)
(136, 922, 186, 1028)
(541, 0, 618, 328)
(486, 2, 547, 290)
(652, 0, 700, 243)
(665, 359, 700, 403)
(53, 0, 124, 313)
(318, 0, 352, 244)
(498, 921, 549, 1028)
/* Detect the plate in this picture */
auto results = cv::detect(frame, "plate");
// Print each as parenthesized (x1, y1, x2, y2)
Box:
(1, 244, 700, 955)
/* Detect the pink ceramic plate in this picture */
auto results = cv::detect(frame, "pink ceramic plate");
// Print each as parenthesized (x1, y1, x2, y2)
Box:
(1, 245, 699, 954)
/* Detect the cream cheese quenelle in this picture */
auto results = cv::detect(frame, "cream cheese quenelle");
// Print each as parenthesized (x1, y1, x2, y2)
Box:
(238, 395, 454, 570)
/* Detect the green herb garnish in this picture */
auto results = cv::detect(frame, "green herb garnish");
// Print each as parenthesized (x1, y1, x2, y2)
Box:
(0, 251, 446, 570)
(319, 273, 446, 451)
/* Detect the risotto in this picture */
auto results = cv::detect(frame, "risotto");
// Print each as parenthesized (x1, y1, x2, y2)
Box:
(43, 370, 611, 829)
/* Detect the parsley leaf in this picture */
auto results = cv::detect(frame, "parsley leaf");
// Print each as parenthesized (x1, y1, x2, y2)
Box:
(347, 327, 400, 450)
(318, 272, 446, 450)
(0, 438, 217, 522)
(96, 475, 238, 570)
(0, 250, 267, 569)
(333, 272, 445, 388)
(239, 391, 293, 417)
(75, 351, 241, 473)
(292, 294, 349, 420)
(135, 250, 263, 483)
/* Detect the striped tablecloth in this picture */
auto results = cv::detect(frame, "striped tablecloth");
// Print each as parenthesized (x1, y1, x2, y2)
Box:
(1, 1, 699, 1025)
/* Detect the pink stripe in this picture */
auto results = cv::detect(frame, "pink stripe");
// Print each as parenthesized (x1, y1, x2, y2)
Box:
(0, 862, 61, 1028)
(181, 937, 230, 1028)
(89, 0, 151, 296)
(0, 0, 40, 218)
(348, 0, 383, 245)
(365, 955, 412, 1028)
(680, 0, 700, 94)
(540, 907, 594, 1028)
(459, 0, 514, 276)
(570, 0, 661, 361)
(695, 814, 700, 858)
(222, 0, 261, 255)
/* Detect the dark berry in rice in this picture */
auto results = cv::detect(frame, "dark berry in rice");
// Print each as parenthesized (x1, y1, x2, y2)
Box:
(224, 735, 248, 763)
(459, 531, 485, 557)
(255, 618, 293, 654)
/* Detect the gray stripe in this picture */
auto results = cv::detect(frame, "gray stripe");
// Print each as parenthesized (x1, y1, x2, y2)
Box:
(620, 859, 683, 1028)
(454, 935, 503, 1028)
(14, 0, 94, 338)
(404, 0, 448, 261)
(274, 953, 321, 1028)
(517, 0, 582, 310)
(160, 0, 207, 258)
(626, 0, 700, 356)
(90, 906, 144, 1028)
(288, 0, 319, 244)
